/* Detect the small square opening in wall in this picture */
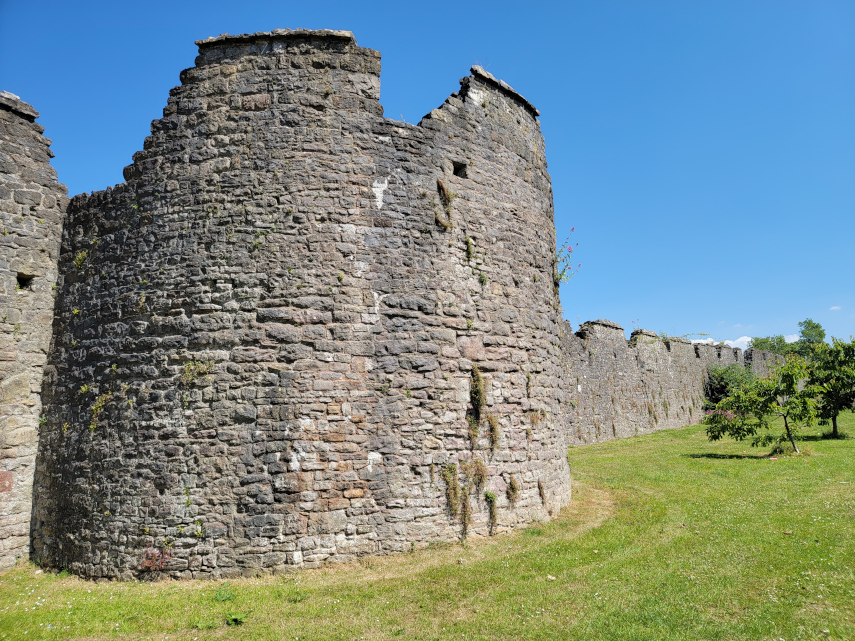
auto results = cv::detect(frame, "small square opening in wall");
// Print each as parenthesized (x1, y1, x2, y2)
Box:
(16, 273, 34, 290)
(452, 161, 468, 178)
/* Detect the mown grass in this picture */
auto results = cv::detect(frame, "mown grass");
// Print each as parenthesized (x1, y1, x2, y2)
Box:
(0, 414, 853, 640)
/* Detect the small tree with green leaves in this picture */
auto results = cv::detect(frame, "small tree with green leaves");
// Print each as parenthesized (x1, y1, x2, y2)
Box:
(808, 337, 855, 438)
(705, 356, 816, 454)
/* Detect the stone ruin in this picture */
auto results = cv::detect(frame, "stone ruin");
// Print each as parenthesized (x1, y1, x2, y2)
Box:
(0, 29, 781, 578)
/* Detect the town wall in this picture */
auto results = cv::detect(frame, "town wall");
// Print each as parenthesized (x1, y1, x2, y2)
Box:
(562, 319, 784, 445)
(0, 30, 785, 577)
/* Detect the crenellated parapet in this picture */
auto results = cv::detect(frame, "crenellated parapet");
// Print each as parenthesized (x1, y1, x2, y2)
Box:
(561, 319, 782, 445)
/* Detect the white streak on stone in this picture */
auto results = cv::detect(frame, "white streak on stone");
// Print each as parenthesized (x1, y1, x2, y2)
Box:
(371, 177, 389, 210)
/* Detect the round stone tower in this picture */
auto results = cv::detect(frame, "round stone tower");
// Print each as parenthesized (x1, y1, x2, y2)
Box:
(32, 29, 572, 579)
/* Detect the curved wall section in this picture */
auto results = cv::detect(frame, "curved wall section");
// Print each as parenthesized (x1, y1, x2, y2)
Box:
(32, 30, 571, 579)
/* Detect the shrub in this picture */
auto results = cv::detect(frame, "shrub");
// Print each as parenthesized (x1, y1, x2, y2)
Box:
(705, 364, 754, 409)
(139, 547, 171, 572)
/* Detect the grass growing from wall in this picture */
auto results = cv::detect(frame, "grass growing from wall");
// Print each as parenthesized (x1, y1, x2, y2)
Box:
(1, 415, 853, 640)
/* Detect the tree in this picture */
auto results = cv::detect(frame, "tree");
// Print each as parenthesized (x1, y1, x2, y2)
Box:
(705, 356, 816, 453)
(808, 337, 855, 438)
(798, 318, 826, 345)
(749, 319, 827, 360)
(748, 334, 791, 355)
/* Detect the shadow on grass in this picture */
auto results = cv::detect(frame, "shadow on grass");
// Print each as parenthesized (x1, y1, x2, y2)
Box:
(684, 453, 765, 460)
(798, 432, 849, 442)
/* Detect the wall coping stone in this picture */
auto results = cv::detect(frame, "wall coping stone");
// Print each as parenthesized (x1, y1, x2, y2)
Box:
(583, 319, 624, 330)
(469, 65, 540, 117)
(0, 91, 39, 120)
(196, 29, 357, 48)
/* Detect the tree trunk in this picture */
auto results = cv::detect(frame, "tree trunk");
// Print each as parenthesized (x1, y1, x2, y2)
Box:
(784, 415, 799, 454)
(832, 413, 839, 438)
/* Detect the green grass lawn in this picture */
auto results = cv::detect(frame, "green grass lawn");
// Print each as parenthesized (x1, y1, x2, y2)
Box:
(1, 414, 853, 641)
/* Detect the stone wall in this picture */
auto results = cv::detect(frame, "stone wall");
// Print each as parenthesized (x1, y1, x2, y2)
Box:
(0, 92, 67, 569)
(561, 319, 783, 445)
(1, 29, 789, 579)
(31, 29, 572, 579)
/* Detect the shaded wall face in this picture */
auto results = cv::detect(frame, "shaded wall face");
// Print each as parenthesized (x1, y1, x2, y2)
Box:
(33, 33, 570, 579)
(561, 321, 784, 445)
(0, 94, 67, 569)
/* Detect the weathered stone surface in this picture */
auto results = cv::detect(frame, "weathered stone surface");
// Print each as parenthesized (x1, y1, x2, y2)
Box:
(0, 30, 785, 579)
(0, 90, 67, 570)
(561, 320, 784, 444)
(30, 29, 572, 579)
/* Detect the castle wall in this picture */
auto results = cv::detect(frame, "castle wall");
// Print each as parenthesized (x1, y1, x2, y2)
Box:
(0, 92, 67, 569)
(1, 30, 789, 580)
(32, 30, 571, 579)
(561, 319, 783, 445)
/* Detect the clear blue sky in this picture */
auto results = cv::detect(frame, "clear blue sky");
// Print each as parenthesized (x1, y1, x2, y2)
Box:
(2, 0, 853, 343)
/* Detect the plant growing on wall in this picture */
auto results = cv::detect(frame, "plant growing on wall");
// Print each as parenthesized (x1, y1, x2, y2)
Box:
(461, 458, 487, 491)
(507, 475, 519, 505)
(486, 414, 500, 451)
(440, 464, 460, 516)
(484, 491, 497, 533)
(470, 366, 486, 421)
(466, 416, 479, 448)
(73, 250, 88, 270)
(89, 392, 112, 431)
(181, 361, 212, 387)
(554, 227, 580, 286)
(139, 547, 171, 572)
(436, 178, 455, 214)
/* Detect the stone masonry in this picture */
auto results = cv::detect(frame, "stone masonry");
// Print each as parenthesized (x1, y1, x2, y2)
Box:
(29, 30, 572, 579)
(561, 319, 783, 445)
(0, 29, 782, 577)
(0, 91, 68, 569)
